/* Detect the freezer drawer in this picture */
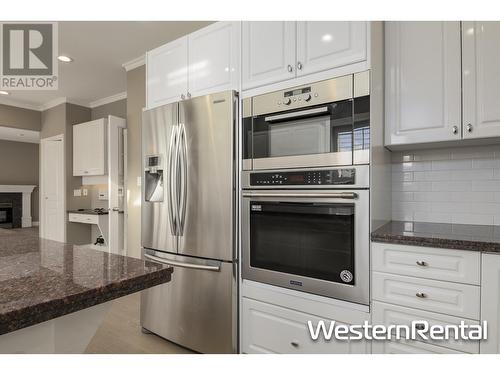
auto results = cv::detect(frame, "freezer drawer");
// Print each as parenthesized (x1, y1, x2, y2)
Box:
(140, 250, 237, 353)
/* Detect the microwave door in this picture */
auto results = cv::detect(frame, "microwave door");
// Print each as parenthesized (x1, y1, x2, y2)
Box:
(177, 91, 236, 262)
(141, 103, 179, 254)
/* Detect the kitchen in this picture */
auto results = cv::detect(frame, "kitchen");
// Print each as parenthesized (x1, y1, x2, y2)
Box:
(1, 2, 500, 372)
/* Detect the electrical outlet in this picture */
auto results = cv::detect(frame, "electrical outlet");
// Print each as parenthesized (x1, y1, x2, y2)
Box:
(73, 189, 81, 197)
(82, 188, 88, 196)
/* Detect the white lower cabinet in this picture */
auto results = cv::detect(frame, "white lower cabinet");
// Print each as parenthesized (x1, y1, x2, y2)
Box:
(372, 301, 479, 353)
(242, 297, 370, 354)
(372, 338, 463, 354)
(480, 253, 500, 354)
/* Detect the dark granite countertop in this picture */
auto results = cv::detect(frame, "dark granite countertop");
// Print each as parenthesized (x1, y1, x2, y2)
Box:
(371, 221, 500, 253)
(68, 209, 108, 215)
(0, 228, 172, 335)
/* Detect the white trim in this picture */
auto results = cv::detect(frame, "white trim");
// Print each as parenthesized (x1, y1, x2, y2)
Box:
(32, 221, 39, 227)
(122, 54, 145, 72)
(38, 97, 69, 111)
(0, 97, 40, 111)
(0, 126, 40, 144)
(89, 92, 127, 108)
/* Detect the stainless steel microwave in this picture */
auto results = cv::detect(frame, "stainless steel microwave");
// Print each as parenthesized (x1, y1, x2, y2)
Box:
(242, 72, 370, 171)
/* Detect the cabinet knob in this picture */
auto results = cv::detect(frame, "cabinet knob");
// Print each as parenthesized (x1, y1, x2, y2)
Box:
(290, 340, 300, 348)
(452, 126, 458, 135)
(415, 323, 426, 330)
(187, 92, 191, 99)
(181, 94, 186, 100)
(466, 123, 473, 133)
(416, 260, 427, 267)
(287, 64, 293, 73)
(297, 62, 303, 70)
(416, 292, 427, 298)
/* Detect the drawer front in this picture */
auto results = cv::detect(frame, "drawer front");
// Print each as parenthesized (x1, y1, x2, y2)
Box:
(372, 272, 480, 320)
(372, 242, 480, 285)
(68, 213, 98, 224)
(241, 298, 370, 354)
(372, 301, 479, 353)
(372, 338, 463, 354)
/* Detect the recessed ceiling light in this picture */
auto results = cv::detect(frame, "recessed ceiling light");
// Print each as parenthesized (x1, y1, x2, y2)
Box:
(58, 55, 73, 63)
(0, 90, 9, 95)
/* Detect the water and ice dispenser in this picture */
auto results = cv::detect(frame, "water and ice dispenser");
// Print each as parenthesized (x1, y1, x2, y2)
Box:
(144, 155, 164, 202)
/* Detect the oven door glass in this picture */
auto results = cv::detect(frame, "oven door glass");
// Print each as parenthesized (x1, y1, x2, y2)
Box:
(249, 201, 355, 285)
(252, 101, 353, 161)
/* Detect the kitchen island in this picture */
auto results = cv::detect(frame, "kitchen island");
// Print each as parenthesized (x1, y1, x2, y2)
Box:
(0, 228, 172, 353)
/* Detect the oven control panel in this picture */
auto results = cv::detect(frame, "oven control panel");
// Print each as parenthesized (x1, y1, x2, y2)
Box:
(250, 169, 356, 186)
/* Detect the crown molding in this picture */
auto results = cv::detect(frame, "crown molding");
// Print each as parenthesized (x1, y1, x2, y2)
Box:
(0, 97, 40, 111)
(122, 54, 145, 72)
(38, 97, 69, 111)
(89, 92, 127, 108)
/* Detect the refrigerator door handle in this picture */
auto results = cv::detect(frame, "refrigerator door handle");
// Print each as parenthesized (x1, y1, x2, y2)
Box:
(169, 125, 180, 235)
(144, 253, 221, 272)
(178, 123, 188, 236)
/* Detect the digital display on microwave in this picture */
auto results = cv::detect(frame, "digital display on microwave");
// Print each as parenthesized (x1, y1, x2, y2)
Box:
(284, 87, 311, 97)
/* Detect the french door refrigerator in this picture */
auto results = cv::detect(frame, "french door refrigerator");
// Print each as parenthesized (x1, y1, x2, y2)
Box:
(140, 91, 238, 354)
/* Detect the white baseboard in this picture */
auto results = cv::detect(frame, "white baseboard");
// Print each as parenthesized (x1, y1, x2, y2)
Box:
(32, 221, 40, 227)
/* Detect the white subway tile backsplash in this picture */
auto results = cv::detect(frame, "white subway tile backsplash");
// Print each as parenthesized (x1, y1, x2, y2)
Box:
(391, 145, 500, 225)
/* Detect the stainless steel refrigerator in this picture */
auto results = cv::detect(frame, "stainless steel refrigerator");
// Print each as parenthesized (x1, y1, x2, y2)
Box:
(140, 91, 238, 354)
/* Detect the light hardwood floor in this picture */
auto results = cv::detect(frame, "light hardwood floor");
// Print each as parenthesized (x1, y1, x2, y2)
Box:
(84, 292, 194, 354)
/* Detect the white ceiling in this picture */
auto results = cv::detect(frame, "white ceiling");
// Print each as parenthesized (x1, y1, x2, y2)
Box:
(0, 21, 213, 110)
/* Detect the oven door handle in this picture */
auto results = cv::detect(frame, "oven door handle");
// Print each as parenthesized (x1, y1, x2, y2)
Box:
(242, 192, 358, 199)
(264, 106, 329, 122)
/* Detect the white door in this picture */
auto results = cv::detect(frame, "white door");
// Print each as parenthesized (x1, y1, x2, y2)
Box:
(41, 135, 65, 242)
(107, 116, 126, 255)
(480, 253, 500, 354)
(462, 21, 500, 139)
(385, 21, 462, 146)
(296, 21, 367, 77)
(188, 21, 240, 98)
(146, 36, 188, 109)
(241, 21, 296, 90)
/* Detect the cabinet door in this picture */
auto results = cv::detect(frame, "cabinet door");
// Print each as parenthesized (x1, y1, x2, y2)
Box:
(462, 21, 500, 139)
(73, 120, 106, 176)
(146, 37, 188, 109)
(188, 22, 240, 98)
(385, 22, 462, 146)
(296, 21, 367, 77)
(480, 253, 500, 354)
(241, 21, 296, 90)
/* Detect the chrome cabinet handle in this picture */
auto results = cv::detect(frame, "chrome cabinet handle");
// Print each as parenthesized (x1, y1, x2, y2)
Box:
(290, 340, 300, 348)
(452, 126, 458, 135)
(144, 253, 221, 272)
(416, 292, 427, 298)
(466, 123, 473, 133)
(287, 64, 293, 73)
(416, 260, 428, 267)
(181, 94, 186, 100)
(415, 323, 426, 330)
(243, 192, 358, 199)
(187, 92, 191, 98)
(297, 62, 303, 70)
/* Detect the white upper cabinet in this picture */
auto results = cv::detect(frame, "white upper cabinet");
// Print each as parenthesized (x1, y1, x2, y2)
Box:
(296, 21, 367, 77)
(73, 119, 106, 176)
(385, 21, 462, 147)
(188, 21, 240, 98)
(241, 21, 369, 91)
(462, 21, 500, 140)
(242, 22, 296, 90)
(146, 37, 188, 109)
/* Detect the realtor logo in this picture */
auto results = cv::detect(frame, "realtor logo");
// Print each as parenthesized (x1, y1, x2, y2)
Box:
(0, 22, 58, 90)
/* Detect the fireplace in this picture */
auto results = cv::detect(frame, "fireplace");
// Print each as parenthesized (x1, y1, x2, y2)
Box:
(0, 193, 22, 228)
(0, 202, 13, 228)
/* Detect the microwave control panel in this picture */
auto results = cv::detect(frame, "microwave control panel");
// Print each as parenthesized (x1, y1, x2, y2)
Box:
(250, 169, 355, 186)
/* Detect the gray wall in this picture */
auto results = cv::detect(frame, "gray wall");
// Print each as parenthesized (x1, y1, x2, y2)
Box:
(126, 65, 145, 259)
(91, 99, 127, 120)
(0, 140, 39, 221)
(0, 104, 41, 130)
(0, 104, 41, 222)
